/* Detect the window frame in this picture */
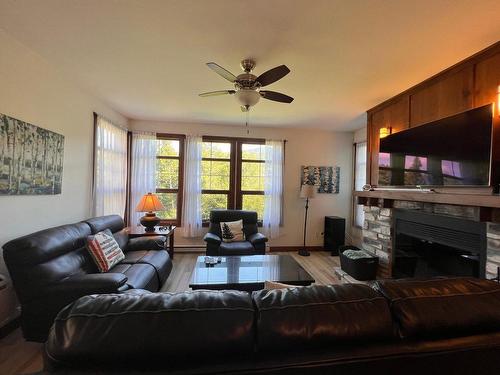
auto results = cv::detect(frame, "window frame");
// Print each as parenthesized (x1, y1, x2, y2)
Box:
(201, 136, 265, 226)
(155, 133, 185, 226)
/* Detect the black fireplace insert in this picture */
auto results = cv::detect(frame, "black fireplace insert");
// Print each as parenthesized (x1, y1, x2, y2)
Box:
(392, 209, 487, 279)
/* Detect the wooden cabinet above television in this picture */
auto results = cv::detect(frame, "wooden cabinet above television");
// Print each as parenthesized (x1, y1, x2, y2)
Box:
(366, 41, 500, 190)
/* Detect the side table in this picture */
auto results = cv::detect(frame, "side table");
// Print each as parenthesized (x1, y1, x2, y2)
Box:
(126, 225, 176, 259)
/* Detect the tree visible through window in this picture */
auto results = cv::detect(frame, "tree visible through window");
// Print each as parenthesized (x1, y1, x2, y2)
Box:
(201, 140, 232, 221)
(155, 134, 184, 225)
(239, 143, 265, 219)
(201, 137, 265, 223)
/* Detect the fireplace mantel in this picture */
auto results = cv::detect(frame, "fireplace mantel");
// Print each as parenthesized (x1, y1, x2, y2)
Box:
(354, 190, 500, 209)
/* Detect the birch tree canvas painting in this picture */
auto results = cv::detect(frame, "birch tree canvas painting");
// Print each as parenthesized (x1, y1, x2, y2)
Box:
(0, 113, 64, 195)
(301, 165, 340, 193)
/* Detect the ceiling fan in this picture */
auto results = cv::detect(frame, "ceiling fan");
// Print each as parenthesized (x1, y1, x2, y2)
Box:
(199, 59, 293, 112)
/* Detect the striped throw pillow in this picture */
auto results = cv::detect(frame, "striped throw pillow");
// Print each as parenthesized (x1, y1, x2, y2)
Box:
(86, 229, 125, 272)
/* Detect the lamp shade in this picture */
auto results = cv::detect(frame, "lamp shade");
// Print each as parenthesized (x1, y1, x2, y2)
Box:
(135, 193, 165, 212)
(300, 184, 316, 199)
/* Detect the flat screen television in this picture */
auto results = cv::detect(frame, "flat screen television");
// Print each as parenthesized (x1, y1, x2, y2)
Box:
(378, 104, 493, 187)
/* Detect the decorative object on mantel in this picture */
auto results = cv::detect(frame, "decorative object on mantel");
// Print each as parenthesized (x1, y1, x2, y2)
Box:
(301, 165, 340, 193)
(0, 113, 64, 195)
(135, 192, 165, 232)
(299, 184, 316, 257)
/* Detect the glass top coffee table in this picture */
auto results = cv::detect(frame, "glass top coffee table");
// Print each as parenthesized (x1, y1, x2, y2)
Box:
(189, 254, 315, 292)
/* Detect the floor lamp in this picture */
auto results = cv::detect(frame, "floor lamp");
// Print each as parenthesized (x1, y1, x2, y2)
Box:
(299, 184, 316, 256)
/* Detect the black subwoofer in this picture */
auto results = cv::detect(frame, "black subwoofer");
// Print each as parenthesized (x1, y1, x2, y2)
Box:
(324, 216, 345, 255)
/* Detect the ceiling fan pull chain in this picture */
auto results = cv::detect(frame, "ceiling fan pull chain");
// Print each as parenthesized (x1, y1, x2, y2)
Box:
(246, 110, 250, 135)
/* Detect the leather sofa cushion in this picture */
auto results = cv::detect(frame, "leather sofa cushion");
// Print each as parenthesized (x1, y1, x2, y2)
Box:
(121, 250, 172, 285)
(112, 228, 129, 251)
(252, 284, 393, 351)
(46, 290, 255, 369)
(219, 241, 255, 255)
(85, 215, 124, 234)
(373, 277, 500, 339)
(127, 235, 166, 251)
(2, 222, 93, 303)
(111, 263, 158, 291)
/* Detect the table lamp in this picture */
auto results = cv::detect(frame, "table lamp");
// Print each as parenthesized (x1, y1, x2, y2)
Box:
(135, 192, 165, 232)
(299, 184, 316, 256)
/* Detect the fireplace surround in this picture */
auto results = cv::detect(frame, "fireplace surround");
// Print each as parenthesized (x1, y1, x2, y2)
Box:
(392, 209, 487, 278)
(360, 199, 500, 279)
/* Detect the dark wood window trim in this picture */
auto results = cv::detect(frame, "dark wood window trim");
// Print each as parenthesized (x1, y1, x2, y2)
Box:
(156, 133, 185, 226)
(201, 136, 265, 226)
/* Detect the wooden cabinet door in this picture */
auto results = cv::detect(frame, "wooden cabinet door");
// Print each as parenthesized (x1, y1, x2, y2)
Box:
(369, 96, 409, 185)
(410, 66, 474, 127)
(474, 51, 500, 107)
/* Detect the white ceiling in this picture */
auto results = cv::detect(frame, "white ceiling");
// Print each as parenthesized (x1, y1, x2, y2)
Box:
(1, 0, 499, 130)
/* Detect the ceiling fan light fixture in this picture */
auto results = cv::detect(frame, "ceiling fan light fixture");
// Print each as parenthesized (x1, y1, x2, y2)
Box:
(234, 88, 260, 108)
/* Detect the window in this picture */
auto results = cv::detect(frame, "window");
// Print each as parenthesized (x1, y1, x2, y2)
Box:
(238, 142, 265, 219)
(353, 142, 367, 228)
(201, 137, 265, 223)
(201, 139, 233, 221)
(155, 134, 184, 225)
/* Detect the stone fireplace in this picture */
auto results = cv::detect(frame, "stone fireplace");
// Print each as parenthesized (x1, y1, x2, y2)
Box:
(361, 200, 500, 279)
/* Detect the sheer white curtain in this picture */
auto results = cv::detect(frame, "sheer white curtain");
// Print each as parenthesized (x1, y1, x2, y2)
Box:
(182, 135, 203, 237)
(354, 142, 367, 227)
(263, 140, 284, 239)
(129, 132, 157, 226)
(92, 115, 128, 217)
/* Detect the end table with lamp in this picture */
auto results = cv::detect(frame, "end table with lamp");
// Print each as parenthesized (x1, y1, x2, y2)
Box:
(127, 224, 176, 260)
(128, 192, 176, 259)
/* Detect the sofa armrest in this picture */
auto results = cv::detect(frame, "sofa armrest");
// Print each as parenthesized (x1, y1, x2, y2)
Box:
(204, 232, 222, 245)
(50, 273, 128, 297)
(247, 232, 268, 245)
(127, 236, 166, 251)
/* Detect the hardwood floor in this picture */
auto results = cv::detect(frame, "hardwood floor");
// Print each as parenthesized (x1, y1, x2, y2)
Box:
(0, 251, 340, 374)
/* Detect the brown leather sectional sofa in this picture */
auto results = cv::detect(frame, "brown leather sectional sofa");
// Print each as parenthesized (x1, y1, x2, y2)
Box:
(3, 215, 172, 342)
(44, 277, 500, 374)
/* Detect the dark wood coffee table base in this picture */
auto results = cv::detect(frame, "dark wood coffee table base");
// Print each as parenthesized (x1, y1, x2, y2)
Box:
(189, 255, 315, 292)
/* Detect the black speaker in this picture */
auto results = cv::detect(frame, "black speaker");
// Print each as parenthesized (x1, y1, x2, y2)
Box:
(324, 216, 345, 255)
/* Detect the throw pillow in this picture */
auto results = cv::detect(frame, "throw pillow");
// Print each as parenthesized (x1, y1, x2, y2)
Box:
(264, 280, 303, 290)
(220, 219, 245, 242)
(87, 229, 125, 272)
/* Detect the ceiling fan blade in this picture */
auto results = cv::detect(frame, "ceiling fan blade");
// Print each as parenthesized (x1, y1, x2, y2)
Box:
(256, 65, 290, 87)
(199, 90, 235, 97)
(260, 90, 294, 103)
(206, 62, 237, 82)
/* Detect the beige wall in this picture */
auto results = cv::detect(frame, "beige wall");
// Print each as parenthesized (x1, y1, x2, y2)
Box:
(0, 30, 127, 326)
(130, 120, 354, 248)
